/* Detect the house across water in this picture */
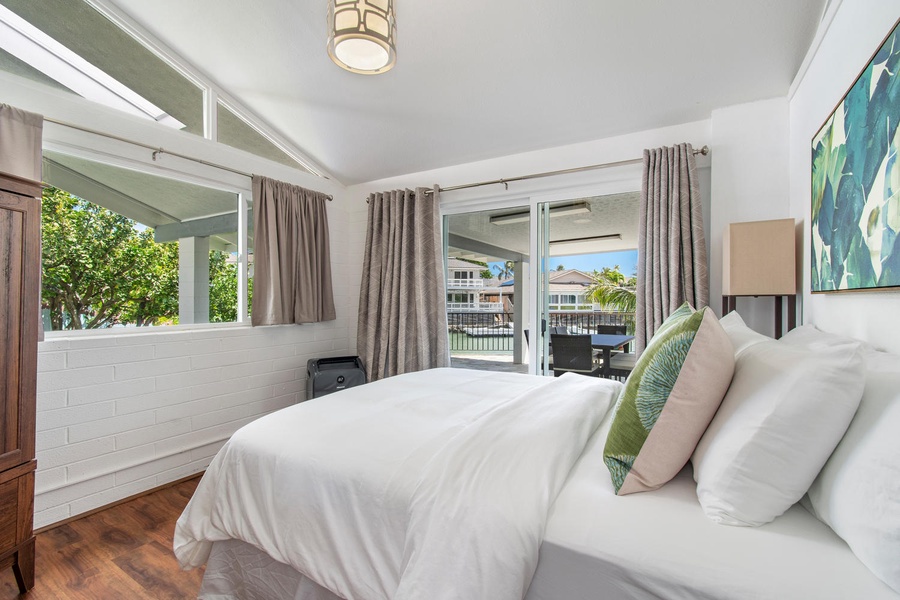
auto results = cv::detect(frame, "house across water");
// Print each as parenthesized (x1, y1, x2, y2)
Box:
(445, 259, 632, 372)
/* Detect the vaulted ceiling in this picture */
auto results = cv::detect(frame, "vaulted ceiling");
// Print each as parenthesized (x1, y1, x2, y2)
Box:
(72, 1, 829, 184)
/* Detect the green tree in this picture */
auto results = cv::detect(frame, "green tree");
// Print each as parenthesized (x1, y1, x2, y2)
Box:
(209, 251, 253, 323)
(118, 228, 180, 326)
(587, 265, 637, 314)
(41, 186, 243, 329)
(41, 186, 180, 329)
(492, 260, 515, 280)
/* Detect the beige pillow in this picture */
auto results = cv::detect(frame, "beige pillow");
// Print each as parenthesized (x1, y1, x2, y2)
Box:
(604, 304, 735, 495)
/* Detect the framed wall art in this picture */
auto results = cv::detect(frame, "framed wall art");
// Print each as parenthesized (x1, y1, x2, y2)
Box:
(811, 17, 900, 293)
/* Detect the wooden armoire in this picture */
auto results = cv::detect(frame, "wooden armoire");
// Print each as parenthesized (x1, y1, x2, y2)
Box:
(0, 170, 39, 593)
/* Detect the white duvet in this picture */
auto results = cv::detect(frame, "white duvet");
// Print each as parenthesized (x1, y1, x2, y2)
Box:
(174, 368, 621, 600)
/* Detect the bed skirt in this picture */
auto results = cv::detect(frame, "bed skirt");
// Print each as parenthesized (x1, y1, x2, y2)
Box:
(200, 539, 342, 600)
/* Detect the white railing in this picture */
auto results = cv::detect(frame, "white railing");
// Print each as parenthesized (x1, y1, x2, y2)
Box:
(447, 278, 484, 288)
(446, 302, 503, 311)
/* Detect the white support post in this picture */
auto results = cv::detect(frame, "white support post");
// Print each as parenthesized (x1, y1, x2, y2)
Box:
(179, 236, 210, 324)
(237, 192, 248, 323)
(513, 261, 525, 364)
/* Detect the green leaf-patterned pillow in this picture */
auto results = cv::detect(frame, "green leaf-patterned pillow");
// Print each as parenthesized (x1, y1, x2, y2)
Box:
(603, 303, 735, 495)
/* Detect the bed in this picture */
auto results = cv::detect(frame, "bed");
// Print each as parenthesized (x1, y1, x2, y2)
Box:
(175, 368, 621, 600)
(176, 326, 900, 599)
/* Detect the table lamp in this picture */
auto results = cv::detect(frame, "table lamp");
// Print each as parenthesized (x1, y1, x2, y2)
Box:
(722, 218, 797, 338)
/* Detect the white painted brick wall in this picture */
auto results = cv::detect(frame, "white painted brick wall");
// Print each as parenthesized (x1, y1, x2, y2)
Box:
(33, 195, 356, 529)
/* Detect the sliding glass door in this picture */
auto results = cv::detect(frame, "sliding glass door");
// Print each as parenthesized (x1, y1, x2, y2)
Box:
(537, 202, 553, 375)
(442, 191, 639, 376)
(534, 194, 641, 375)
(443, 205, 532, 374)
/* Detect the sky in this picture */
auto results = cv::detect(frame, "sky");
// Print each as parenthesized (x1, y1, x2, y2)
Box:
(489, 250, 638, 278)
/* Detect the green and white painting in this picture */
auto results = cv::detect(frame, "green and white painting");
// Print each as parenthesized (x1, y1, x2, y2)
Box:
(811, 18, 900, 292)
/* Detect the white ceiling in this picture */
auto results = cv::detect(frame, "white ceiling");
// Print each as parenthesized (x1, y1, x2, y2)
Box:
(109, 0, 826, 185)
(448, 193, 640, 262)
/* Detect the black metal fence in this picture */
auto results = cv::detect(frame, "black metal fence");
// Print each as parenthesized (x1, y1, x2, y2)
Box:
(547, 311, 632, 332)
(447, 311, 514, 352)
(447, 311, 633, 352)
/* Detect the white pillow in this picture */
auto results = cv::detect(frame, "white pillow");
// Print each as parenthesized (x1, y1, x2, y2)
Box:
(780, 323, 875, 354)
(718, 311, 772, 358)
(784, 329, 900, 594)
(691, 336, 865, 527)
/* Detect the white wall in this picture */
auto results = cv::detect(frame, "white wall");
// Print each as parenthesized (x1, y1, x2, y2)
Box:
(789, 0, 900, 353)
(709, 97, 792, 337)
(34, 321, 349, 528)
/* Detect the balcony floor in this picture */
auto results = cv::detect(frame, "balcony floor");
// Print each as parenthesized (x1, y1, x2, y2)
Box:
(450, 353, 529, 374)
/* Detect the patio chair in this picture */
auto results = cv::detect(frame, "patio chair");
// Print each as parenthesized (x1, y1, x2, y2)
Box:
(596, 324, 626, 335)
(608, 351, 637, 382)
(550, 334, 601, 378)
(596, 324, 630, 353)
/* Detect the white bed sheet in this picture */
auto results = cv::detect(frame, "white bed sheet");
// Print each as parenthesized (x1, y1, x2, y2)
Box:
(525, 413, 900, 600)
(178, 368, 620, 600)
(197, 400, 900, 600)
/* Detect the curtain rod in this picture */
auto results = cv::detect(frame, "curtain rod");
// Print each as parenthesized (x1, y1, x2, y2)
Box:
(424, 144, 710, 195)
(42, 117, 332, 200)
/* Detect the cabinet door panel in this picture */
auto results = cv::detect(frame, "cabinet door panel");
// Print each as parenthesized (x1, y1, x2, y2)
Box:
(0, 188, 37, 472)
(0, 201, 25, 464)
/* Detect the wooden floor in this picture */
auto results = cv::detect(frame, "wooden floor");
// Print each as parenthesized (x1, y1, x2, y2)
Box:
(0, 477, 204, 599)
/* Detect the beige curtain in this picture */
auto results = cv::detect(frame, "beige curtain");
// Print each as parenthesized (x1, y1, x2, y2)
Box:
(0, 104, 44, 342)
(635, 143, 709, 353)
(0, 104, 43, 181)
(357, 187, 450, 381)
(251, 175, 335, 325)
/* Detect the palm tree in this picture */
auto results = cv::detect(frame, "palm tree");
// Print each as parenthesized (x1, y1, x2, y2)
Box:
(492, 261, 515, 281)
(587, 266, 636, 314)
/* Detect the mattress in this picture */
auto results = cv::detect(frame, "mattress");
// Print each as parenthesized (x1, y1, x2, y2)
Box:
(197, 405, 898, 600)
(525, 413, 900, 600)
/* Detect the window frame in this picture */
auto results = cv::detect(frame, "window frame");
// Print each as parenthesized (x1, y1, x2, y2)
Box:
(41, 134, 252, 337)
(83, 0, 328, 178)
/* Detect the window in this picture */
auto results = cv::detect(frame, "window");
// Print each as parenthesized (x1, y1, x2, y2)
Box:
(447, 293, 473, 304)
(0, 0, 203, 133)
(217, 102, 314, 174)
(41, 150, 245, 331)
(0, 0, 320, 179)
(0, 47, 76, 94)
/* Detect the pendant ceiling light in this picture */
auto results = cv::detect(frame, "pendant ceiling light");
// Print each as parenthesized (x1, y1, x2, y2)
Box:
(327, 0, 396, 75)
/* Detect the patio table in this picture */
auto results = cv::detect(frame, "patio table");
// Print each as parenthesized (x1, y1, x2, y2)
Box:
(590, 333, 634, 378)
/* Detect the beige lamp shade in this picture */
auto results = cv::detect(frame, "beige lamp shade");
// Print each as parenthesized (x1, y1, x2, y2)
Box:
(327, 0, 396, 75)
(723, 218, 796, 296)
